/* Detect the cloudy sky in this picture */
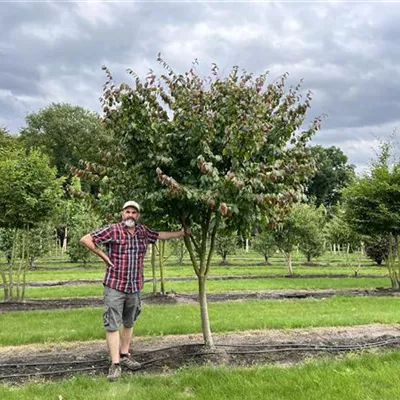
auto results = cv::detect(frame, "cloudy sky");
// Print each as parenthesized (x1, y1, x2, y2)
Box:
(1, 0, 399, 172)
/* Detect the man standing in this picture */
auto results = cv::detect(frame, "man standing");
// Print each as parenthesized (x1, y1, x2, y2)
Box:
(80, 200, 188, 381)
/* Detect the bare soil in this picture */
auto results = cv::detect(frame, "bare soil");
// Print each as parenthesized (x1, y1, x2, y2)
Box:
(1, 324, 400, 383)
(1, 288, 399, 313)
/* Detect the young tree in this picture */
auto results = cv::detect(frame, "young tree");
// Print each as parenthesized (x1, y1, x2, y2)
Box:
(96, 57, 319, 346)
(343, 143, 400, 288)
(296, 204, 326, 263)
(252, 230, 277, 264)
(215, 233, 237, 265)
(0, 148, 62, 300)
(324, 207, 362, 254)
(364, 236, 390, 266)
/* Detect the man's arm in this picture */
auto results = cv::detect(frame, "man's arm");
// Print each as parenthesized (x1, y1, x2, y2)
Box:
(80, 234, 114, 267)
(158, 228, 190, 240)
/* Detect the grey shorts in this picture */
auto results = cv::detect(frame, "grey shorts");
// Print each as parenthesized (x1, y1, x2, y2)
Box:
(103, 286, 141, 331)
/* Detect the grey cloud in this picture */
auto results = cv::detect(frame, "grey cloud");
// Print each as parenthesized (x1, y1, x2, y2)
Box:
(1, 1, 400, 170)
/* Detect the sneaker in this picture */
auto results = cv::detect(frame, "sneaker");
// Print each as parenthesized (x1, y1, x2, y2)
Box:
(120, 353, 141, 370)
(107, 363, 121, 381)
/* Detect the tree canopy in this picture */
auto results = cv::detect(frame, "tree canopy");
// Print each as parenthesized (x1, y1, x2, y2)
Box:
(19, 103, 112, 179)
(0, 148, 62, 229)
(306, 145, 355, 208)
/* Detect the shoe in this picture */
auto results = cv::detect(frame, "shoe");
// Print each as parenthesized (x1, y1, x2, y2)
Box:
(107, 363, 121, 381)
(120, 353, 141, 370)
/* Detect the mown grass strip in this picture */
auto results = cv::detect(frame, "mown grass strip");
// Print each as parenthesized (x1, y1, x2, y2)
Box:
(24, 265, 387, 282)
(22, 276, 391, 299)
(1, 350, 400, 399)
(1, 296, 400, 346)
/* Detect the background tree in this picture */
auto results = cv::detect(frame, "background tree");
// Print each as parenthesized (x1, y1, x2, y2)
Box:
(296, 204, 326, 263)
(272, 204, 322, 274)
(252, 230, 277, 264)
(215, 232, 237, 265)
(306, 145, 355, 208)
(95, 57, 320, 347)
(342, 143, 400, 288)
(364, 236, 390, 266)
(0, 126, 20, 153)
(0, 148, 62, 300)
(67, 202, 101, 266)
(323, 207, 362, 254)
(19, 103, 112, 183)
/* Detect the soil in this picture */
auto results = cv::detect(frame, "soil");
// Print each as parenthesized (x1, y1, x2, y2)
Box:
(1, 324, 400, 383)
(1, 288, 400, 312)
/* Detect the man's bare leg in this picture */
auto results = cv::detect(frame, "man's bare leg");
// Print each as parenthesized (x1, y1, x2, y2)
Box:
(120, 326, 133, 354)
(106, 330, 120, 364)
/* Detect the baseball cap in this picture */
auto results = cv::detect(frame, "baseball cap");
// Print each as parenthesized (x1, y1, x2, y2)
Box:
(122, 200, 141, 212)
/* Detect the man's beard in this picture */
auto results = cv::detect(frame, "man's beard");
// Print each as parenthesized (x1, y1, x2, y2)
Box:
(123, 219, 136, 228)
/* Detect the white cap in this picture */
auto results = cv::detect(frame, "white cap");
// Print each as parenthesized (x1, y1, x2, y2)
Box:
(122, 200, 140, 212)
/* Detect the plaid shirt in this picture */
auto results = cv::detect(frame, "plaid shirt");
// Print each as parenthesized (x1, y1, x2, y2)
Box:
(91, 222, 159, 293)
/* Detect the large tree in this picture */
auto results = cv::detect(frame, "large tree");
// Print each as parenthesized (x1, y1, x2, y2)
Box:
(95, 57, 320, 346)
(306, 145, 355, 208)
(19, 103, 112, 179)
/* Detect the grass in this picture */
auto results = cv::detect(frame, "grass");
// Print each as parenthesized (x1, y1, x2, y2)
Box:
(23, 264, 387, 283)
(1, 296, 400, 346)
(22, 276, 391, 299)
(1, 351, 400, 399)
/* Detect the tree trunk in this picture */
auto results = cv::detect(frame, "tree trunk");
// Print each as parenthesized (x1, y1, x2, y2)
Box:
(286, 252, 294, 276)
(151, 243, 157, 295)
(245, 239, 249, 253)
(0, 272, 9, 301)
(62, 226, 68, 254)
(387, 234, 400, 289)
(159, 240, 166, 295)
(198, 275, 214, 348)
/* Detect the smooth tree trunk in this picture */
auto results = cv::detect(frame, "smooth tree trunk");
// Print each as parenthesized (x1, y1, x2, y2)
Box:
(0, 272, 9, 301)
(151, 243, 157, 295)
(159, 240, 166, 295)
(198, 276, 213, 347)
(286, 252, 294, 276)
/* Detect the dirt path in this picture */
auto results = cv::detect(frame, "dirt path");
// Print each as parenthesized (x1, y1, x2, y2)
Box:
(1, 324, 400, 383)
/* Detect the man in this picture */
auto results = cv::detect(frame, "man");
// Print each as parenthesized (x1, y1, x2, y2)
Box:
(80, 200, 188, 381)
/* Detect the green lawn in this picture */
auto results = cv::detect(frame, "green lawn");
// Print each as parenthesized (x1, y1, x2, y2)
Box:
(1, 296, 400, 346)
(1, 351, 400, 399)
(23, 264, 387, 283)
(22, 276, 391, 299)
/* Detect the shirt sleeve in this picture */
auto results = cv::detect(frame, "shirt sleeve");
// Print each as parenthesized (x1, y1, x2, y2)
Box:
(143, 225, 159, 244)
(90, 225, 113, 244)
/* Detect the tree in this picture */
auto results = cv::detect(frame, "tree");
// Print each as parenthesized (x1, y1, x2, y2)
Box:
(0, 126, 20, 153)
(0, 148, 62, 300)
(323, 207, 363, 254)
(364, 236, 390, 266)
(342, 143, 400, 288)
(252, 230, 276, 264)
(296, 204, 326, 263)
(96, 56, 320, 346)
(272, 204, 324, 274)
(19, 103, 112, 180)
(215, 233, 237, 265)
(306, 145, 355, 208)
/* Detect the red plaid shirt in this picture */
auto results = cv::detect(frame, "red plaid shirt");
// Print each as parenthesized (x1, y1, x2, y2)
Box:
(91, 222, 159, 293)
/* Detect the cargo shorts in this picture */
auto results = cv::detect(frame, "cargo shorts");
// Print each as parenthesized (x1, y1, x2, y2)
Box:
(103, 286, 141, 331)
